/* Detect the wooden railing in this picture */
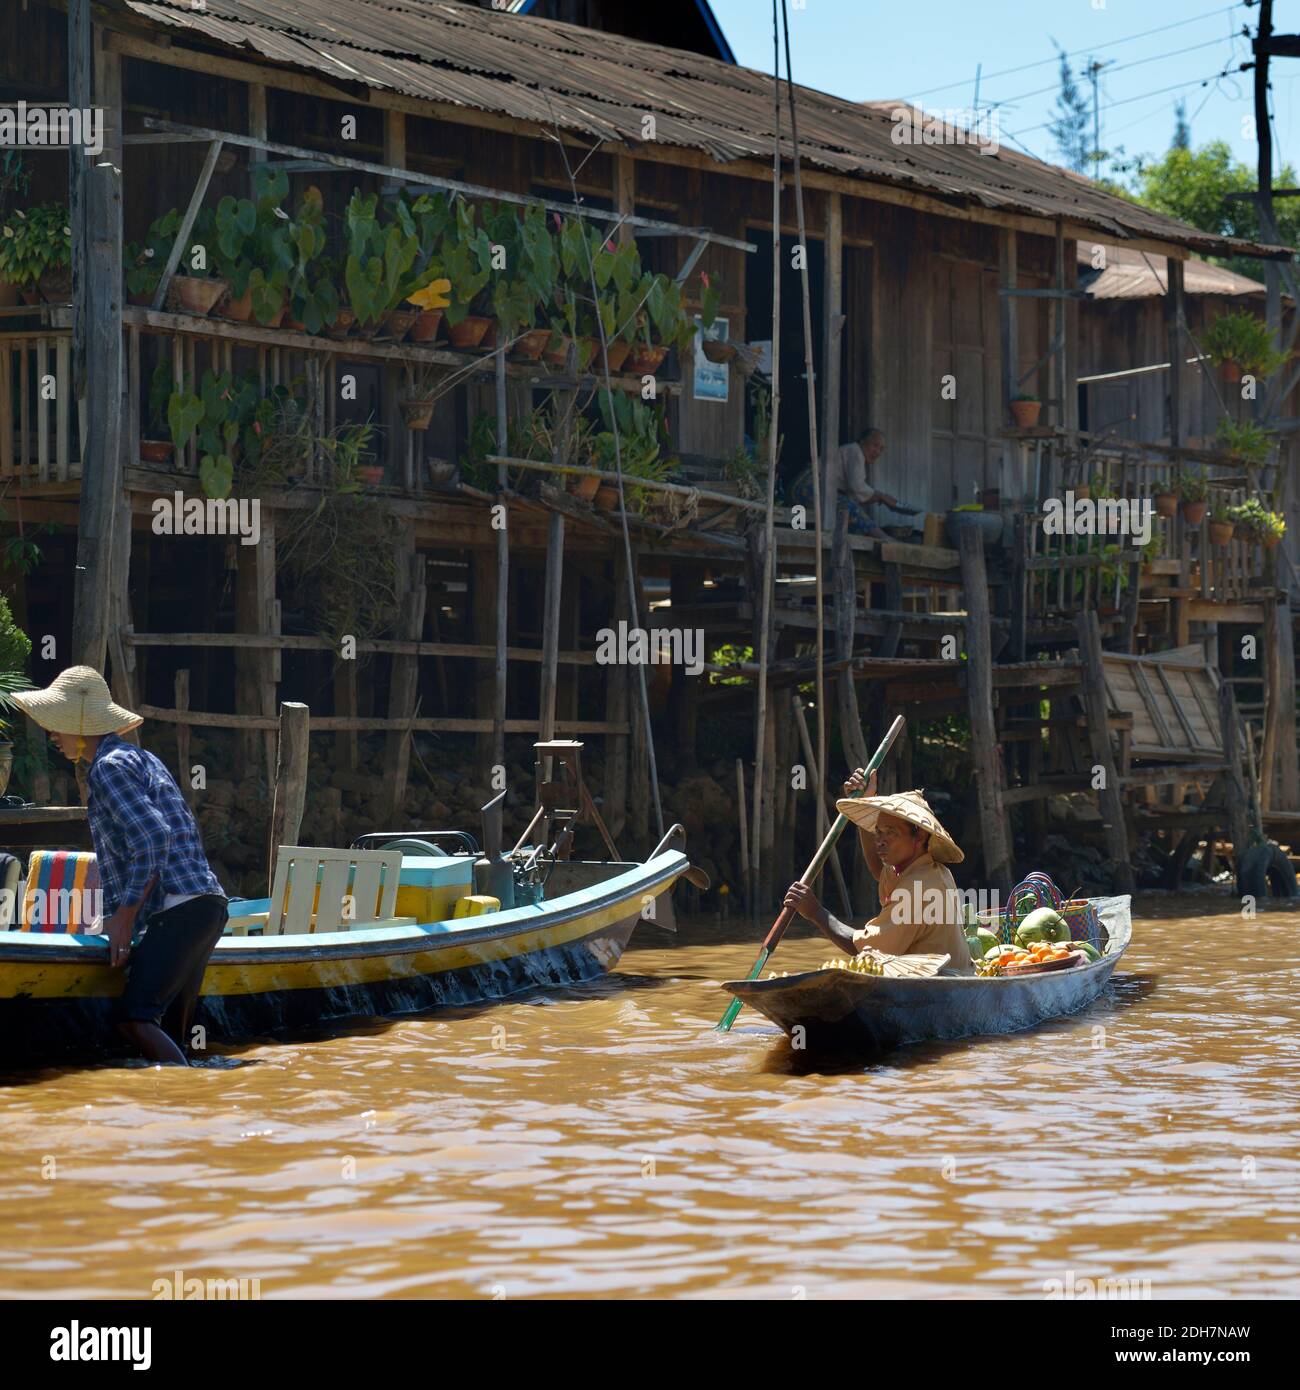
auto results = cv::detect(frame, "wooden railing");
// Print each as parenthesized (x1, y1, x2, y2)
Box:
(0, 331, 75, 482)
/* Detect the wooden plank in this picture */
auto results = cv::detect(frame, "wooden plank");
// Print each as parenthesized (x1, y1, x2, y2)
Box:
(267, 702, 309, 890)
(36, 337, 49, 483)
(1153, 663, 1199, 748)
(958, 527, 1011, 887)
(1076, 610, 1135, 893)
(382, 547, 427, 822)
(136, 704, 629, 734)
(998, 227, 1017, 424)
(1218, 682, 1252, 874)
(1120, 762, 1229, 787)
(1187, 599, 1267, 624)
(55, 336, 69, 480)
(822, 191, 844, 470)
(151, 138, 224, 311)
(539, 510, 565, 743)
(833, 511, 871, 772)
(334, 659, 358, 773)
(1131, 661, 1176, 748)
(614, 150, 635, 246)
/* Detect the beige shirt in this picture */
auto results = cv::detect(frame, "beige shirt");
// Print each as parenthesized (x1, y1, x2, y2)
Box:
(822, 441, 874, 505)
(851, 852, 975, 974)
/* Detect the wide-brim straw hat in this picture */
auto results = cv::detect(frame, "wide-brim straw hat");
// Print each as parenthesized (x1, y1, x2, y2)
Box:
(834, 787, 965, 864)
(11, 665, 143, 737)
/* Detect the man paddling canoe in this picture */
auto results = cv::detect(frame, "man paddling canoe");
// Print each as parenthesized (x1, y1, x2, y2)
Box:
(14, 667, 228, 1064)
(783, 771, 974, 974)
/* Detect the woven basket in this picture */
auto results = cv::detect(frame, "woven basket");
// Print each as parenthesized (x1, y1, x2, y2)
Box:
(975, 873, 1103, 948)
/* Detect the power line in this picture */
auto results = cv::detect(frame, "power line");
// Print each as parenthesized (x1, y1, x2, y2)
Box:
(907, 3, 1240, 101)
(1009, 62, 1253, 140)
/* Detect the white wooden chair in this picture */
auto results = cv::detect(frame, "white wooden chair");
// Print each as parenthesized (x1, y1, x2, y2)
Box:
(228, 847, 413, 936)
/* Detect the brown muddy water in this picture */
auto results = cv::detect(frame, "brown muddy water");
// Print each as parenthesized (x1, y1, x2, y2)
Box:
(2, 895, 1298, 1300)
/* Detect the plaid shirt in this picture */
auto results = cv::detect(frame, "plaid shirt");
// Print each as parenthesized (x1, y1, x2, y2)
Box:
(86, 734, 224, 919)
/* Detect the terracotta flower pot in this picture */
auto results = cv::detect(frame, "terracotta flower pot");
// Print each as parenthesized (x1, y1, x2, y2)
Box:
(446, 315, 491, 350)
(1221, 360, 1243, 384)
(400, 399, 436, 431)
(354, 314, 384, 340)
(19, 288, 40, 306)
(1009, 398, 1041, 428)
(1072, 484, 1090, 501)
(218, 285, 254, 322)
(128, 289, 155, 308)
(408, 308, 443, 343)
(567, 472, 602, 502)
(1154, 492, 1178, 519)
(358, 465, 385, 486)
(427, 459, 456, 486)
(1208, 520, 1235, 546)
(1180, 499, 1207, 526)
(626, 344, 668, 375)
(168, 275, 228, 316)
(542, 334, 572, 368)
(284, 316, 307, 333)
(38, 268, 72, 303)
(594, 483, 619, 512)
(378, 307, 418, 342)
(603, 340, 631, 372)
(701, 338, 736, 364)
(479, 319, 501, 351)
(139, 439, 173, 464)
(259, 302, 287, 330)
(509, 327, 551, 361)
(577, 337, 600, 372)
(325, 306, 356, 339)
(1262, 533, 1281, 550)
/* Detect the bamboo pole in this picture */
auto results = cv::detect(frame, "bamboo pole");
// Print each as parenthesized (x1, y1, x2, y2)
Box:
(751, 0, 784, 922)
(792, 694, 851, 915)
(268, 701, 309, 891)
(781, 0, 828, 848)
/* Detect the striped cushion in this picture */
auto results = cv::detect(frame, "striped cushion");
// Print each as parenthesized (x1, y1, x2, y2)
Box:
(21, 851, 101, 933)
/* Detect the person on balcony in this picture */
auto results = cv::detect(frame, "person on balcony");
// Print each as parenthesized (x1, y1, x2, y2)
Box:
(791, 428, 901, 539)
(14, 667, 227, 1065)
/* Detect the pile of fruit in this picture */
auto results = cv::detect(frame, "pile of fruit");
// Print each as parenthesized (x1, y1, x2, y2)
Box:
(820, 953, 884, 976)
(965, 905, 1103, 978)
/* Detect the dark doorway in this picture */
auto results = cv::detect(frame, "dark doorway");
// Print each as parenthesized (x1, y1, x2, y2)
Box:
(745, 228, 825, 492)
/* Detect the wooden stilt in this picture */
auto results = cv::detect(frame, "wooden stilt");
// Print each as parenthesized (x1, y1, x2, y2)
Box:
(792, 693, 851, 915)
(268, 701, 309, 890)
(472, 547, 497, 769)
(602, 552, 629, 843)
(1263, 596, 1299, 810)
(833, 511, 871, 773)
(383, 546, 427, 823)
(1218, 681, 1252, 884)
(174, 669, 192, 806)
(1076, 609, 1136, 894)
(960, 527, 1013, 889)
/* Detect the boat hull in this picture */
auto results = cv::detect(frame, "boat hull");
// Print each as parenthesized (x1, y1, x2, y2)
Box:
(0, 852, 685, 1064)
(724, 895, 1131, 1054)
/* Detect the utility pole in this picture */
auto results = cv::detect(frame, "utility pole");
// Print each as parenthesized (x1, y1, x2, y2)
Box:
(1255, 0, 1281, 363)
(1085, 59, 1111, 171)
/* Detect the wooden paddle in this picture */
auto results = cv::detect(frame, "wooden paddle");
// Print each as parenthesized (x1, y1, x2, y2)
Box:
(716, 715, 906, 1031)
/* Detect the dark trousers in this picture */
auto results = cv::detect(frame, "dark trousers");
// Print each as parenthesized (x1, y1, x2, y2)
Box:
(117, 895, 228, 1055)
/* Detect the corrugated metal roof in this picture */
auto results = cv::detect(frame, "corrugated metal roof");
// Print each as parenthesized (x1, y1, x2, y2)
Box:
(117, 0, 1293, 261)
(1077, 243, 1270, 300)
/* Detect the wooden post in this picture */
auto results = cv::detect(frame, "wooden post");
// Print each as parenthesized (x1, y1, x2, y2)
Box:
(1218, 681, 1252, 878)
(334, 659, 358, 772)
(538, 511, 565, 746)
(235, 514, 278, 780)
(1008, 512, 1028, 662)
(175, 670, 192, 806)
(472, 547, 497, 768)
(821, 192, 843, 468)
(614, 151, 635, 245)
(70, 19, 124, 670)
(833, 511, 871, 773)
(247, 81, 267, 179)
(602, 551, 629, 841)
(959, 527, 1012, 889)
(1263, 595, 1299, 809)
(383, 546, 427, 822)
(792, 694, 851, 915)
(1075, 610, 1136, 894)
(268, 701, 309, 889)
(736, 758, 750, 911)
(628, 673, 649, 851)
(999, 227, 1018, 423)
(494, 352, 509, 771)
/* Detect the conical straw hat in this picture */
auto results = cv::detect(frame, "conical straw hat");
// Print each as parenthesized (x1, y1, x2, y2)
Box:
(834, 788, 964, 864)
(11, 666, 143, 737)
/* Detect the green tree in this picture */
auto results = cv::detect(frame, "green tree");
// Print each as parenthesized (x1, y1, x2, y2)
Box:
(1132, 140, 1300, 278)
(1048, 42, 1090, 174)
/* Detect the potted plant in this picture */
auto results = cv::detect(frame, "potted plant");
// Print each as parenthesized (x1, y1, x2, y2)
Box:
(1227, 498, 1287, 549)
(1214, 416, 1272, 468)
(1009, 392, 1041, 428)
(696, 272, 733, 363)
(399, 362, 445, 432)
(512, 203, 559, 361)
(438, 198, 494, 349)
(0, 201, 72, 304)
(141, 360, 177, 464)
(1208, 513, 1236, 546)
(283, 186, 340, 333)
(211, 167, 300, 327)
(1203, 310, 1290, 383)
(157, 206, 229, 316)
(344, 191, 427, 341)
(0, 152, 31, 306)
(1153, 479, 1179, 519)
(1174, 468, 1208, 524)
(399, 191, 454, 341)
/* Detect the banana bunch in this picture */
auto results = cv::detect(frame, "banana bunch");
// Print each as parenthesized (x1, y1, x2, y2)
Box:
(820, 954, 884, 976)
(974, 955, 1003, 978)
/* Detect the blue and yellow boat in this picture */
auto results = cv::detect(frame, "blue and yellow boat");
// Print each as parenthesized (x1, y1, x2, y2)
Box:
(0, 825, 696, 1064)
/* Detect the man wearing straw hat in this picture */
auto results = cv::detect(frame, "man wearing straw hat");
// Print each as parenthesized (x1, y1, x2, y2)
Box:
(784, 769, 974, 973)
(14, 666, 227, 1064)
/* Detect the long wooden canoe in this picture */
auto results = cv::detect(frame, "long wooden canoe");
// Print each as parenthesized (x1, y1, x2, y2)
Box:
(722, 895, 1131, 1053)
(0, 848, 688, 1064)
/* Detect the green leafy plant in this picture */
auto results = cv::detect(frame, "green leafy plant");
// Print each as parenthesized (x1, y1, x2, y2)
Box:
(0, 592, 32, 738)
(124, 208, 181, 300)
(1203, 310, 1289, 378)
(0, 151, 30, 231)
(437, 198, 493, 327)
(209, 166, 297, 322)
(0, 202, 71, 289)
(344, 191, 424, 329)
(1172, 468, 1208, 504)
(1214, 416, 1272, 467)
(164, 367, 288, 498)
(458, 411, 500, 490)
(698, 271, 722, 331)
(1011, 392, 1039, 403)
(1226, 497, 1286, 543)
(286, 186, 339, 331)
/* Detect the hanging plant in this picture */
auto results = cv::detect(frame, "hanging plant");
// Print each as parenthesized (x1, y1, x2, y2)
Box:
(1203, 310, 1289, 380)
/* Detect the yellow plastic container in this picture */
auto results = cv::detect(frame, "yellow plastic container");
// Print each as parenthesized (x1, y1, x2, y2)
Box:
(452, 895, 501, 919)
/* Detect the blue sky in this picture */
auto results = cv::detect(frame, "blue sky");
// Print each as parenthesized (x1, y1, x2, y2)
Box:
(709, 1, 1295, 178)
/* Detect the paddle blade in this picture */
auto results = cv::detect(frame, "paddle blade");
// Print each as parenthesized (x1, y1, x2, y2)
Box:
(716, 945, 772, 1031)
